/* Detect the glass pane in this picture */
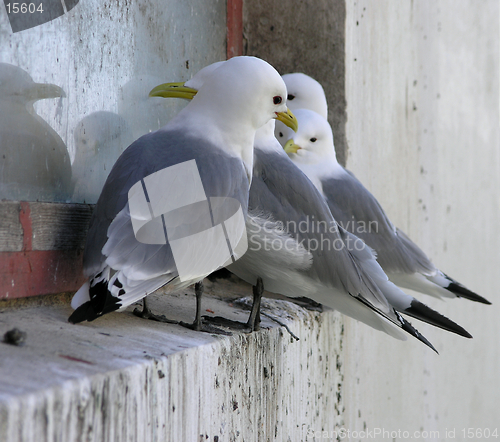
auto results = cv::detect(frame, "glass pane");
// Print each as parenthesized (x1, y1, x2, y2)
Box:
(0, 0, 226, 203)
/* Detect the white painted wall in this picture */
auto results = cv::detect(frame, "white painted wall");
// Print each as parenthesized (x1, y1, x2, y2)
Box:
(344, 1, 500, 439)
(0, 0, 226, 203)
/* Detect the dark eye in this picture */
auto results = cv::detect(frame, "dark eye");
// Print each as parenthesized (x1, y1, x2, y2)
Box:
(287, 94, 295, 101)
(310, 137, 317, 142)
(279, 132, 283, 138)
(273, 96, 282, 105)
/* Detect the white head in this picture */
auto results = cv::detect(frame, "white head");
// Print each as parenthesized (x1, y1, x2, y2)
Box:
(283, 109, 338, 166)
(185, 56, 291, 133)
(150, 57, 296, 177)
(184, 61, 226, 90)
(275, 73, 328, 146)
(150, 57, 298, 157)
(282, 73, 328, 118)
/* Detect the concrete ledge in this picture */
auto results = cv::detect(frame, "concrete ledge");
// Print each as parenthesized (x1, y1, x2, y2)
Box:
(0, 276, 344, 441)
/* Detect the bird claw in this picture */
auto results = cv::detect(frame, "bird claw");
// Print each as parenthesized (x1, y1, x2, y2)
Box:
(132, 307, 178, 324)
(202, 315, 259, 333)
(179, 320, 232, 336)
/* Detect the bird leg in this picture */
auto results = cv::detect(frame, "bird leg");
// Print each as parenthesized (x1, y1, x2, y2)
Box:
(203, 277, 264, 332)
(193, 280, 204, 330)
(133, 297, 178, 323)
(246, 277, 263, 331)
(179, 281, 232, 335)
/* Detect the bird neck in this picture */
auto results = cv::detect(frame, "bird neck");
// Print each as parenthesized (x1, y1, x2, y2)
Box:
(294, 151, 344, 192)
(253, 121, 287, 156)
(168, 107, 256, 181)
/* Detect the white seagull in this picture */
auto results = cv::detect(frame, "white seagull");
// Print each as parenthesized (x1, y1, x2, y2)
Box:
(281, 106, 490, 305)
(69, 56, 297, 333)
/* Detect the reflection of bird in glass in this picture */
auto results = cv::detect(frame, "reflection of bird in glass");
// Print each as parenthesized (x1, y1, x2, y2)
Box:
(72, 111, 133, 203)
(118, 75, 183, 140)
(0, 63, 73, 202)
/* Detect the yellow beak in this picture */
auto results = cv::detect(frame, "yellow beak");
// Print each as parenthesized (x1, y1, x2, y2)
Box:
(149, 82, 198, 100)
(149, 82, 299, 133)
(284, 139, 301, 154)
(275, 108, 298, 132)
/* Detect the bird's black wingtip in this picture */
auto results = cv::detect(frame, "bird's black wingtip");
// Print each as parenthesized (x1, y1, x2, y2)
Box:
(405, 299, 473, 339)
(397, 312, 439, 354)
(68, 301, 96, 324)
(69, 279, 123, 324)
(445, 279, 492, 305)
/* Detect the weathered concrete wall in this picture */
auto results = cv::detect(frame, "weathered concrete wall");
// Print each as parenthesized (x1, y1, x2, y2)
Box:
(0, 281, 345, 442)
(343, 1, 500, 439)
(243, 0, 348, 166)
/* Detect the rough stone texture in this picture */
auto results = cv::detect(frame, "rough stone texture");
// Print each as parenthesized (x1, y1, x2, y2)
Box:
(0, 277, 345, 442)
(30, 203, 92, 251)
(343, 1, 500, 438)
(243, 0, 348, 166)
(0, 203, 23, 252)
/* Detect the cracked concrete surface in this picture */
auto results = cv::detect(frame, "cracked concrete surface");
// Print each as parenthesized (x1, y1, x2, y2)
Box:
(0, 275, 345, 442)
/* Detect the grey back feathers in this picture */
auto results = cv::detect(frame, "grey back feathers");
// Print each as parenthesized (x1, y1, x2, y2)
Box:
(84, 128, 249, 276)
(321, 171, 436, 275)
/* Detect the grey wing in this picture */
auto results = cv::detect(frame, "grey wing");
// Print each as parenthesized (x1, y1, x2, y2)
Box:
(249, 152, 441, 349)
(84, 128, 249, 279)
(70, 129, 250, 322)
(321, 169, 436, 275)
(251, 150, 391, 313)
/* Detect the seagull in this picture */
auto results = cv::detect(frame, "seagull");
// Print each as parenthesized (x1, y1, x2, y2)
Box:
(281, 107, 490, 305)
(149, 62, 473, 350)
(275, 72, 329, 146)
(0, 63, 73, 201)
(282, 73, 328, 118)
(69, 56, 297, 333)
